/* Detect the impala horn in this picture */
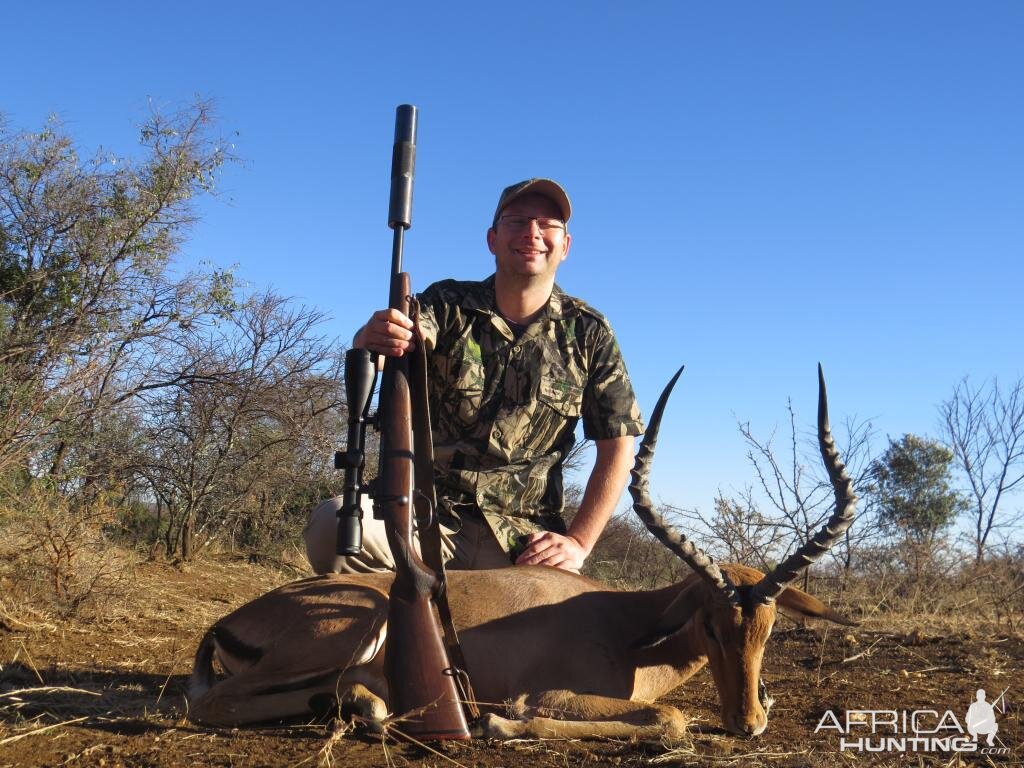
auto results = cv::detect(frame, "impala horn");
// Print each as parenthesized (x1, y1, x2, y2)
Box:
(751, 364, 858, 604)
(628, 365, 739, 604)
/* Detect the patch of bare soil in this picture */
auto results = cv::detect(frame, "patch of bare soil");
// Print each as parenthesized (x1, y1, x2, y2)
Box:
(1, 557, 1022, 767)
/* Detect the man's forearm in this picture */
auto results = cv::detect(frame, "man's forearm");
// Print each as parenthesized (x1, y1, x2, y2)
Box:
(566, 435, 637, 554)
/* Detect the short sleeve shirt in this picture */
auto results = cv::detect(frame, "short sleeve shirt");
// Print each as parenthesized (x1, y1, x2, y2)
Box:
(416, 275, 644, 553)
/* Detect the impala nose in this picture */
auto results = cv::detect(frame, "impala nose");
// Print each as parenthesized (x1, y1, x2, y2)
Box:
(727, 710, 768, 738)
(731, 721, 767, 738)
(740, 720, 766, 737)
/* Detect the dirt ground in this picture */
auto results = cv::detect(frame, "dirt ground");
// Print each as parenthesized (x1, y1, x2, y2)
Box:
(1, 556, 1021, 768)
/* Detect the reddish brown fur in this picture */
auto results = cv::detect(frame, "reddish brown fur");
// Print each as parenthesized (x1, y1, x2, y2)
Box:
(188, 564, 854, 738)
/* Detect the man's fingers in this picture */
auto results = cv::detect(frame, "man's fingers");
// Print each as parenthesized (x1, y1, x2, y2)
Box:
(358, 308, 418, 356)
(377, 318, 415, 341)
(366, 337, 415, 354)
(514, 532, 586, 570)
(524, 549, 579, 570)
(533, 551, 568, 567)
(515, 543, 548, 565)
(515, 533, 582, 568)
(515, 532, 555, 562)
(377, 332, 415, 348)
(374, 309, 414, 329)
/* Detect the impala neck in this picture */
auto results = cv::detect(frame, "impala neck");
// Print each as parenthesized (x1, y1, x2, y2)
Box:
(614, 579, 711, 701)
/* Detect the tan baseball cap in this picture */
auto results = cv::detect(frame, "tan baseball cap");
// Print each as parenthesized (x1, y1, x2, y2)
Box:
(492, 178, 572, 226)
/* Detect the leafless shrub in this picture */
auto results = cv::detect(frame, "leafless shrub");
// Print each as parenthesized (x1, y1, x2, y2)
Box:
(581, 399, 878, 593)
(941, 375, 1024, 564)
(672, 492, 788, 572)
(0, 488, 136, 618)
(965, 541, 1024, 630)
(583, 508, 691, 589)
(732, 405, 877, 589)
(795, 538, 1024, 633)
(128, 291, 345, 559)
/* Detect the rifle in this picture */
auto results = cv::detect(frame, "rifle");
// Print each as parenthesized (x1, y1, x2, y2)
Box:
(337, 104, 471, 740)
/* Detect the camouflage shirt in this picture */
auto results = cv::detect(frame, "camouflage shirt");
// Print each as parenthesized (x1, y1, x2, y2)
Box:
(416, 275, 644, 555)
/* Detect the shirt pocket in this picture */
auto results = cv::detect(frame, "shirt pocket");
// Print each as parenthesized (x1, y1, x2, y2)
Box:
(537, 376, 584, 418)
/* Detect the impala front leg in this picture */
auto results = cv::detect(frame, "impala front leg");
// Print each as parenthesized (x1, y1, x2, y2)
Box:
(474, 690, 689, 740)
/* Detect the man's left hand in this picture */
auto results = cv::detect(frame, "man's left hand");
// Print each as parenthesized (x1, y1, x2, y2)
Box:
(514, 531, 588, 571)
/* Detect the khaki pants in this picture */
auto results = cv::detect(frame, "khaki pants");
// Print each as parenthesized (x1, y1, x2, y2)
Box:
(304, 496, 514, 575)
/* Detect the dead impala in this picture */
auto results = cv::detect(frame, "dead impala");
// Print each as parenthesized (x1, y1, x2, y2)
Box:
(188, 366, 857, 739)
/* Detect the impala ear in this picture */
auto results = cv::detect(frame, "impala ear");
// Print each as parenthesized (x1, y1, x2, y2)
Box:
(632, 618, 693, 650)
(776, 587, 859, 627)
(632, 580, 703, 649)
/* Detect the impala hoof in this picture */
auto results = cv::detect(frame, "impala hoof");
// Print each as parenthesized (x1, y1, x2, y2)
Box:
(339, 683, 388, 732)
(472, 712, 525, 739)
(651, 705, 689, 739)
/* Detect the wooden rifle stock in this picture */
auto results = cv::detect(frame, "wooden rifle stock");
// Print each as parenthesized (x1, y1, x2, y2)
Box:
(376, 106, 471, 740)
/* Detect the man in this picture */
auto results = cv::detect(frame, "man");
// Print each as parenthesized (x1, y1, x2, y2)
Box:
(306, 178, 643, 573)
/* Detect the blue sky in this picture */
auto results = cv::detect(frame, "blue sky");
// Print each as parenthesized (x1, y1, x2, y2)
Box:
(6, 2, 1022, 518)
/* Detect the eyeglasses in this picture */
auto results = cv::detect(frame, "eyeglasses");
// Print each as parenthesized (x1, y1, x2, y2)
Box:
(496, 215, 566, 233)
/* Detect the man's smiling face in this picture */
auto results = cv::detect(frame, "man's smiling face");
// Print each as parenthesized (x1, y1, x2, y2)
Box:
(487, 193, 571, 282)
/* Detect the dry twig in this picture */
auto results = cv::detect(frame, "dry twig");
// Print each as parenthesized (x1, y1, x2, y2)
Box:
(0, 716, 89, 746)
(842, 636, 883, 663)
(0, 686, 100, 700)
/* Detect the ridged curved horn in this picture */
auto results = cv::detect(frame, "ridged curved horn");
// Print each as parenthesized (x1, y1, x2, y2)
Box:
(629, 366, 738, 603)
(752, 364, 858, 603)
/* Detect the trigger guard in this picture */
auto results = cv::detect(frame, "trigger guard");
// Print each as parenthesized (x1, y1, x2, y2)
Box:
(413, 490, 435, 532)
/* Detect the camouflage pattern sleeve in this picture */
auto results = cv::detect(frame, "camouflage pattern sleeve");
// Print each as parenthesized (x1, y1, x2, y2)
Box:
(579, 317, 644, 440)
(414, 281, 444, 352)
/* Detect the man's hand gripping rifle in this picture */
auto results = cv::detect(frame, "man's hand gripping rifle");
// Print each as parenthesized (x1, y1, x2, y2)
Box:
(336, 105, 472, 741)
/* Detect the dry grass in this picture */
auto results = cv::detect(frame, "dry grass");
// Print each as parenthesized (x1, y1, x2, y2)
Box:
(0, 528, 300, 757)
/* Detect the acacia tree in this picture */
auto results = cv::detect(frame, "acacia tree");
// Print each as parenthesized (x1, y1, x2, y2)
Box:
(941, 376, 1024, 564)
(867, 433, 965, 579)
(0, 102, 232, 490)
(870, 434, 964, 543)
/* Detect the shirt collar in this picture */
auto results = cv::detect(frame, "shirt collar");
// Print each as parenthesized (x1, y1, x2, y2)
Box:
(463, 274, 577, 320)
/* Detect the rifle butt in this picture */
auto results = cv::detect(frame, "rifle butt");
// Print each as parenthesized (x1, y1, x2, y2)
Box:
(385, 595, 471, 740)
